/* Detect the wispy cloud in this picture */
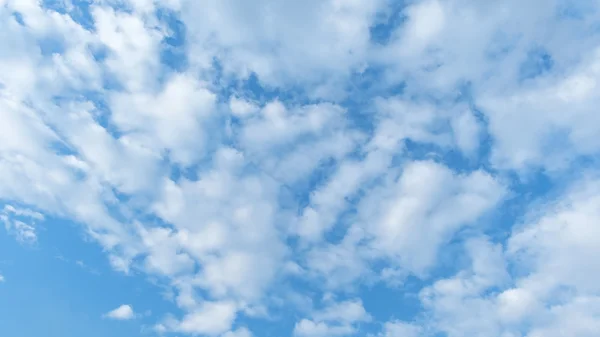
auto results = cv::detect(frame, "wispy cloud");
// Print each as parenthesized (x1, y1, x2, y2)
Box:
(1, 205, 44, 245)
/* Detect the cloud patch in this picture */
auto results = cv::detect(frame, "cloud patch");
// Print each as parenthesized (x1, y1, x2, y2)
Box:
(104, 304, 136, 321)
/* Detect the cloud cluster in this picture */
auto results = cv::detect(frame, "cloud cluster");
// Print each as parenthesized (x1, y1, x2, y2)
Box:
(1, 0, 600, 336)
(416, 177, 600, 336)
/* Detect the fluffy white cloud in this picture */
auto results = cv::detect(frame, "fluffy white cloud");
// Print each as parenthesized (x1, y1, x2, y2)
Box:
(229, 96, 259, 117)
(105, 304, 135, 320)
(451, 109, 482, 157)
(294, 319, 355, 337)
(180, 0, 386, 97)
(164, 301, 238, 336)
(110, 73, 216, 166)
(376, 0, 600, 173)
(419, 236, 510, 336)
(505, 176, 600, 332)
(150, 147, 287, 305)
(358, 160, 506, 275)
(481, 48, 600, 171)
(413, 175, 600, 336)
(92, 5, 162, 92)
(294, 299, 371, 337)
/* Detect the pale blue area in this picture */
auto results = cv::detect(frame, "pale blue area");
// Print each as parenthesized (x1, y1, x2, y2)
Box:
(519, 48, 554, 81)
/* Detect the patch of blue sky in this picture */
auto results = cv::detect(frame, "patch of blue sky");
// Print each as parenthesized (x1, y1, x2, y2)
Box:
(519, 48, 554, 81)
(168, 161, 200, 182)
(556, 0, 599, 20)
(11, 10, 25, 26)
(38, 35, 67, 56)
(369, 2, 407, 46)
(343, 69, 406, 136)
(157, 7, 188, 73)
(221, 72, 317, 106)
(360, 278, 424, 323)
(0, 214, 174, 337)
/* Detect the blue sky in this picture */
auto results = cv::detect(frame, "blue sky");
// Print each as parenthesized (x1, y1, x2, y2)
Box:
(1, 1, 600, 337)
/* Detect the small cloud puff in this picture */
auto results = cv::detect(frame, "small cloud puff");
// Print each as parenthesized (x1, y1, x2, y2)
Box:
(104, 304, 135, 320)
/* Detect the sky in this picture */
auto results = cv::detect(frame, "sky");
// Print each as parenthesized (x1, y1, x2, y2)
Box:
(1, 0, 600, 336)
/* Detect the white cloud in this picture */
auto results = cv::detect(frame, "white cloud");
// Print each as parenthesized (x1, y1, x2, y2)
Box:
(229, 96, 259, 117)
(11, 221, 37, 244)
(137, 225, 195, 277)
(238, 101, 349, 155)
(401, 0, 446, 53)
(110, 73, 216, 166)
(180, 0, 386, 97)
(358, 160, 506, 275)
(294, 97, 467, 245)
(313, 299, 371, 324)
(374, 0, 600, 173)
(105, 304, 135, 320)
(221, 327, 253, 337)
(303, 227, 371, 290)
(294, 299, 371, 337)
(0, 274, 4, 282)
(378, 321, 422, 337)
(92, 5, 162, 92)
(150, 147, 287, 306)
(419, 236, 511, 336)
(451, 109, 482, 157)
(414, 174, 600, 336)
(1, 205, 44, 244)
(481, 48, 600, 171)
(507, 175, 600, 305)
(167, 301, 238, 336)
(294, 319, 355, 337)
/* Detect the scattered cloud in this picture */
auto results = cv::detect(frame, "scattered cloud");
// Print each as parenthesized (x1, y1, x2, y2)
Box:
(1, 205, 44, 245)
(104, 305, 136, 321)
(377, 321, 422, 337)
(294, 299, 371, 337)
(160, 301, 238, 336)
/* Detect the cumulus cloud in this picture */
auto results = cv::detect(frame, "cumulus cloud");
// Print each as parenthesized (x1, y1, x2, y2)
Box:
(156, 301, 238, 336)
(180, 0, 386, 97)
(411, 175, 600, 336)
(221, 327, 253, 337)
(104, 304, 135, 320)
(294, 299, 371, 337)
(359, 160, 506, 275)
